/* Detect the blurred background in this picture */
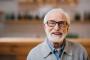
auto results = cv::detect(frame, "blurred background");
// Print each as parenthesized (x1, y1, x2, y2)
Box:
(0, 0, 90, 60)
(0, 0, 90, 38)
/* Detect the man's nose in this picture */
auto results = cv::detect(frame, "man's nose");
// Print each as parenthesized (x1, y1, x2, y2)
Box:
(54, 24, 60, 30)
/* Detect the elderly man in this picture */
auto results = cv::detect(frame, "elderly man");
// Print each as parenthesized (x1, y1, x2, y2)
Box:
(27, 8, 88, 60)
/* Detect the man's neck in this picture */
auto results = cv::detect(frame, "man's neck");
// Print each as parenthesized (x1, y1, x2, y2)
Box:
(53, 39, 65, 49)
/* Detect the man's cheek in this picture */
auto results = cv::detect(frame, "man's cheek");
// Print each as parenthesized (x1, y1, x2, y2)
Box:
(62, 28, 68, 33)
(47, 28, 51, 33)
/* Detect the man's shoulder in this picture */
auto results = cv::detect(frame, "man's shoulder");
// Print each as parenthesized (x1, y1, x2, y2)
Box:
(27, 42, 46, 60)
(29, 41, 46, 54)
(67, 40, 86, 51)
(31, 43, 43, 52)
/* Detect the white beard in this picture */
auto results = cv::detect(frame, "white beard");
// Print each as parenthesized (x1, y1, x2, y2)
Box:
(47, 33, 67, 43)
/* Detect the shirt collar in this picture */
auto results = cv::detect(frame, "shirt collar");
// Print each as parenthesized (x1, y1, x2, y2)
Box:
(42, 40, 52, 58)
(63, 40, 72, 56)
(42, 39, 72, 58)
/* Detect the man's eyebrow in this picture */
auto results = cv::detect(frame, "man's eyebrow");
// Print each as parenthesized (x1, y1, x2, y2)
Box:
(48, 20, 66, 22)
(48, 20, 56, 21)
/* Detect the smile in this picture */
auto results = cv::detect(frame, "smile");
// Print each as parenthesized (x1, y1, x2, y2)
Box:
(52, 32, 62, 35)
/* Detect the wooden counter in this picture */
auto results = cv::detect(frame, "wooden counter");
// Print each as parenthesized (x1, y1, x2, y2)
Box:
(0, 38, 90, 60)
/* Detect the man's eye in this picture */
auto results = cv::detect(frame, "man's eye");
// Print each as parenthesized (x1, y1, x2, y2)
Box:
(49, 22, 56, 24)
(50, 23, 55, 24)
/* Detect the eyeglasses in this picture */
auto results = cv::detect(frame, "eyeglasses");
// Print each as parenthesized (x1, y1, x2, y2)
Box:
(47, 20, 68, 28)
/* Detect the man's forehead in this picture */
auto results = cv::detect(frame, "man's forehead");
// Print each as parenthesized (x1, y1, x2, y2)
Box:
(47, 12, 67, 21)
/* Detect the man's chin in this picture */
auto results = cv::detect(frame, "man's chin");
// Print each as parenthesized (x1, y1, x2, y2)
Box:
(47, 34, 67, 42)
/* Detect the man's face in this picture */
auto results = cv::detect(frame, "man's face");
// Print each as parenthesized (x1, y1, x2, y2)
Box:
(44, 12, 69, 42)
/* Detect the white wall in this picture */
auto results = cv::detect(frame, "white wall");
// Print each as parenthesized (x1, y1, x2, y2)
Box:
(0, 0, 17, 12)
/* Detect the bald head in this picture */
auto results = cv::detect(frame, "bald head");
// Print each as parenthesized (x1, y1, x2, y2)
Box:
(44, 8, 70, 25)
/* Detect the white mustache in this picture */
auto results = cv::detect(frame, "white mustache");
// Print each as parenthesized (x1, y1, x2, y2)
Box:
(47, 33, 67, 42)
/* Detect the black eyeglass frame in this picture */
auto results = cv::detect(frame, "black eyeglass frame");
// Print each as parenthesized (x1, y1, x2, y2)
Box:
(46, 20, 69, 28)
